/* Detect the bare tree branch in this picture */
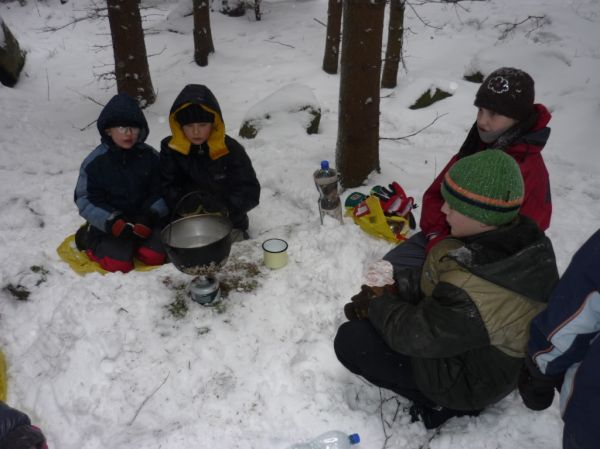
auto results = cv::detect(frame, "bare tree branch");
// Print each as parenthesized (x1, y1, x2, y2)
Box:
(40, 12, 103, 32)
(495, 15, 549, 40)
(40, 2, 161, 32)
(147, 46, 167, 58)
(77, 119, 97, 132)
(405, 1, 443, 30)
(407, 0, 489, 19)
(128, 372, 170, 426)
(380, 113, 448, 141)
(68, 88, 104, 107)
(264, 39, 295, 49)
(378, 390, 403, 449)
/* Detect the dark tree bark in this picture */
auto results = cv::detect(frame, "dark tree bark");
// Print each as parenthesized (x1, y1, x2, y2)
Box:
(254, 0, 262, 21)
(322, 0, 342, 74)
(194, 0, 215, 66)
(106, 0, 155, 107)
(381, 0, 405, 88)
(336, 0, 386, 188)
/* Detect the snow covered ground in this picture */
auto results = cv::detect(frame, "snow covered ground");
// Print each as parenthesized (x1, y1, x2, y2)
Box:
(1, 0, 599, 448)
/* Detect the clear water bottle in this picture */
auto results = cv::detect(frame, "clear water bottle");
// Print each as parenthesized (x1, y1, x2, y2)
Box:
(287, 431, 360, 449)
(313, 160, 343, 225)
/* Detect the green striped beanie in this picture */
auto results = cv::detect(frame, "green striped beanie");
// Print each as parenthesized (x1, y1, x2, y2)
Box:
(441, 149, 524, 226)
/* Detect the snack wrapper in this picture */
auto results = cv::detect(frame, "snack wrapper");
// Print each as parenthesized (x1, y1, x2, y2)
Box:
(363, 260, 394, 287)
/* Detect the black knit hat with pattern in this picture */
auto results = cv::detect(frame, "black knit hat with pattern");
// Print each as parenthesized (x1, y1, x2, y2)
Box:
(175, 104, 215, 126)
(474, 67, 535, 121)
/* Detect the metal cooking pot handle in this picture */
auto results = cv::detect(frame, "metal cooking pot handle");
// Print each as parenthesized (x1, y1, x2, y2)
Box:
(171, 191, 229, 221)
(166, 191, 230, 244)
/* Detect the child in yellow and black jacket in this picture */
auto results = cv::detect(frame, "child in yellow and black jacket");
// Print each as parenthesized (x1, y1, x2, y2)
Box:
(160, 85, 260, 241)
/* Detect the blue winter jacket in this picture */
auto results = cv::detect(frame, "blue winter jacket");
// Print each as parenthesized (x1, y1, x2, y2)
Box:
(528, 229, 600, 449)
(74, 94, 167, 232)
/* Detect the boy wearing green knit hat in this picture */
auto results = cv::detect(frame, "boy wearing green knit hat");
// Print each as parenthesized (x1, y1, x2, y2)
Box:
(335, 150, 559, 429)
(440, 149, 524, 237)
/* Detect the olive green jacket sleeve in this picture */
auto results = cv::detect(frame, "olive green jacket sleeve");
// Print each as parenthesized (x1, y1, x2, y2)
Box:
(368, 280, 490, 358)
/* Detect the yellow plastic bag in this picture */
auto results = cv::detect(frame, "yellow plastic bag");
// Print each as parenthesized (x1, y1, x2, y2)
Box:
(56, 234, 160, 276)
(350, 196, 410, 243)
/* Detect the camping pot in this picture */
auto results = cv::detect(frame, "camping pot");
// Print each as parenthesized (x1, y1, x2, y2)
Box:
(161, 215, 233, 275)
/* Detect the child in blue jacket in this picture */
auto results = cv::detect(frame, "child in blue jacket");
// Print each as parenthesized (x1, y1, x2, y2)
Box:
(519, 229, 600, 449)
(74, 93, 168, 273)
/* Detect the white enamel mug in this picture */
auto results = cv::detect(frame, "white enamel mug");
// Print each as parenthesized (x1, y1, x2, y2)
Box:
(262, 238, 289, 269)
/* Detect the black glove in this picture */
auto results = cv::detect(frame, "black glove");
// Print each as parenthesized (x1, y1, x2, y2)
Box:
(343, 285, 378, 321)
(518, 355, 562, 411)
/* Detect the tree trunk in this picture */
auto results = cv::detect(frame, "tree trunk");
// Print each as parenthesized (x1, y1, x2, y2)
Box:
(322, 0, 342, 74)
(381, 0, 405, 88)
(254, 0, 262, 21)
(193, 0, 215, 66)
(106, 0, 155, 107)
(336, 0, 385, 188)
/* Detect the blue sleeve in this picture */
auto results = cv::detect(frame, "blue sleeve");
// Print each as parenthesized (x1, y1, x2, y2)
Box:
(74, 145, 118, 232)
(528, 229, 600, 376)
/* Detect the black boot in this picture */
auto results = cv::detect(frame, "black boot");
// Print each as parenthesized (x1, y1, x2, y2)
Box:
(75, 224, 90, 251)
(410, 403, 482, 429)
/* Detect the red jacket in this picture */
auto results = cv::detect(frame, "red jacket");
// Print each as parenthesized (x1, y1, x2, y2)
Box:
(420, 104, 552, 239)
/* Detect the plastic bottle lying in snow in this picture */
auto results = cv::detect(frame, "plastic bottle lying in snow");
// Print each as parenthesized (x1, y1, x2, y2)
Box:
(287, 430, 360, 449)
(313, 160, 343, 225)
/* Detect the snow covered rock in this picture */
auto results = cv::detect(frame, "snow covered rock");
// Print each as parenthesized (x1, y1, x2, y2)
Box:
(239, 83, 321, 138)
(0, 17, 26, 87)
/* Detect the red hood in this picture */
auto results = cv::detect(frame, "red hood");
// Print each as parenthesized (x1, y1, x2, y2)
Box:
(531, 103, 552, 130)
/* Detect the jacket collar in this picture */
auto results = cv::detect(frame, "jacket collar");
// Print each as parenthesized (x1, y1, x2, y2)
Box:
(167, 103, 229, 160)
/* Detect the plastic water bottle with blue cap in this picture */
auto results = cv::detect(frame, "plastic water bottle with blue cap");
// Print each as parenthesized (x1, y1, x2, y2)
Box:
(287, 430, 360, 449)
(313, 160, 343, 225)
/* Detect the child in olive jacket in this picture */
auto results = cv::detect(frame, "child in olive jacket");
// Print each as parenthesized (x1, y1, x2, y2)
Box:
(335, 150, 558, 429)
(160, 84, 260, 241)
